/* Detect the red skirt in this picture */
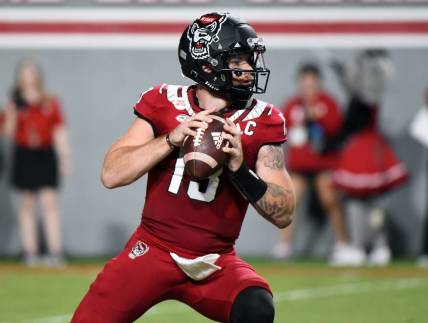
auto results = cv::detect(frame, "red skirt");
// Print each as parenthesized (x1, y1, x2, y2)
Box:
(332, 130, 408, 197)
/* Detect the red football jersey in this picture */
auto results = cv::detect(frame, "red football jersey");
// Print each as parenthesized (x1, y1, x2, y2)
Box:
(134, 84, 287, 255)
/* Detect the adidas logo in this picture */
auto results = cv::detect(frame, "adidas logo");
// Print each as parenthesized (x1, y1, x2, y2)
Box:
(211, 132, 224, 149)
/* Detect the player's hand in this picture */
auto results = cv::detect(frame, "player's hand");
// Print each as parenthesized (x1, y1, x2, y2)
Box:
(222, 118, 244, 172)
(168, 108, 215, 147)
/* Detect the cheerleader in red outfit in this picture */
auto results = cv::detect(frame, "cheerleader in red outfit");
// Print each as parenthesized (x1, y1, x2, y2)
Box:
(332, 49, 409, 265)
(334, 99, 408, 196)
(272, 63, 364, 265)
(2, 61, 71, 266)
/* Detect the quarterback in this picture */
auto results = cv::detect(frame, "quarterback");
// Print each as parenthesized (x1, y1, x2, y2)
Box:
(72, 12, 295, 323)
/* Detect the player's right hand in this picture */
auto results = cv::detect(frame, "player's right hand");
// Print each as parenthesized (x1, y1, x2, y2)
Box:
(168, 108, 215, 147)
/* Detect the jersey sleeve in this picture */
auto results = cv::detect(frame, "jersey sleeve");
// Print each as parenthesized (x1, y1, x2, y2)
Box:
(259, 106, 288, 146)
(133, 84, 165, 134)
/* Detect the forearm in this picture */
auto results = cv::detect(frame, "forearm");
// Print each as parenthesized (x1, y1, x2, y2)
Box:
(54, 127, 71, 162)
(228, 160, 295, 229)
(253, 144, 296, 228)
(253, 182, 295, 229)
(102, 134, 173, 188)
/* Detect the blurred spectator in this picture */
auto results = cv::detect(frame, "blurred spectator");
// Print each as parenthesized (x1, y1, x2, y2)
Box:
(409, 88, 428, 268)
(2, 60, 71, 266)
(272, 62, 364, 265)
(331, 49, 409, 266)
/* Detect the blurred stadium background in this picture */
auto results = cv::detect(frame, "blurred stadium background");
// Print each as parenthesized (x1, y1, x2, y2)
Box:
(0, 1, 427, 322)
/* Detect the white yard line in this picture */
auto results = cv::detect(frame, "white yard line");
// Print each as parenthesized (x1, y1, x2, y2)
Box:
(4, 277, 428, 323)
(274, 277, 428, 302)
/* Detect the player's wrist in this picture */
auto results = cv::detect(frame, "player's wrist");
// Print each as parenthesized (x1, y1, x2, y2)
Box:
(227, 158, 244, 172)
(228, 161, 267, 203)
(165, 133, 179, 149)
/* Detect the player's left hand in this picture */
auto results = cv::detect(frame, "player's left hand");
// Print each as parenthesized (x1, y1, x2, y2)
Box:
(222, 118, 244, 172)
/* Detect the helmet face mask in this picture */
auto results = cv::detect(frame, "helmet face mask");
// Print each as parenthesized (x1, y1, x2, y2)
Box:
(179, 12, 271, 105)
(220, 48, 270, 100)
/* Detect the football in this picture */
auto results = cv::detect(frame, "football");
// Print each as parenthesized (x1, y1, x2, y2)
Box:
(183, 114, 229, 180)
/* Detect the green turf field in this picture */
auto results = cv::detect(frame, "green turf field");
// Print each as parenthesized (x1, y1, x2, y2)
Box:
(1, 260, 427, 323)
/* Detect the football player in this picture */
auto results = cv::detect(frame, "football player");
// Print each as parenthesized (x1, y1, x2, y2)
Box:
(72, 12, 295, 323)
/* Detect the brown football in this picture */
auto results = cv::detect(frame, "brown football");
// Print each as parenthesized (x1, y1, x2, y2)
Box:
(183, 114, 229, 180)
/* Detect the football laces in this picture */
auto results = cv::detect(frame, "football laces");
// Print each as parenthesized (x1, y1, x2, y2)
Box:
(193, 127, 205, 147)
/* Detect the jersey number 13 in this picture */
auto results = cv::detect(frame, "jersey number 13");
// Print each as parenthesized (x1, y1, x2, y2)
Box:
(168, 156, 221, 202)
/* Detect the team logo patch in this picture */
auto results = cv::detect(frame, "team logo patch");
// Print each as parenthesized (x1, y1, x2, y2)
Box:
(187, 13, 227, 60)
(128, 240, 149, 259)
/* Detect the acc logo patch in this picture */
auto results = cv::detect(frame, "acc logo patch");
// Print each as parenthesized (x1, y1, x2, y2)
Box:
(128, 240, 149, 260)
